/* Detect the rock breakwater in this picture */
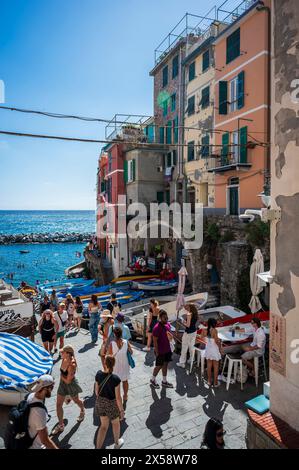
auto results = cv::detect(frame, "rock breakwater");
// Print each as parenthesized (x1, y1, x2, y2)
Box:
(0, 232, 95, 245)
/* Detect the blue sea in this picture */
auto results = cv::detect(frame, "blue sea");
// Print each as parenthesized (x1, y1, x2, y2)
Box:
(0, 210, 95, 286)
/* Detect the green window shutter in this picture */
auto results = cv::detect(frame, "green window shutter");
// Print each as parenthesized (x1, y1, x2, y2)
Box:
(221, 133, 230, 165)
(166, 121, 172, 144)
(162, 65, 168, 87)
(237, 71, 245, 109)
(157, 191, 164, 203)
(171, 93, 176, 112)
(189, 61, 196, 81)
(159, 127, 165, 144)
(165, 190, 170, 205)
(219, 81, 228, 115)
(226, 28, 240, 64)
(188, 141, 195, 162)
(201, 86, 210, 109)
(239, 126, 248, 163)
(172, 149, 177, 165)
(172, 55, 179, 79)
(124, 160, 128, 183)
(188, 96, 195, 116)
(163, 99, 168, 116)
(173, 116, 178, 144)
(132, 159, 136, 181)
(201, 135, 210, 158)
(202, 50, 210, 72)
(167, 152, 172, 167)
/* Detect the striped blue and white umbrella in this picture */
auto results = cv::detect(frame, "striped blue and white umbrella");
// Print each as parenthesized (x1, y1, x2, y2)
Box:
(0, 333, 53, 391)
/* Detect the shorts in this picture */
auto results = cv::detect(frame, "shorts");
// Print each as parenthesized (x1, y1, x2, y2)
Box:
(241, 349, 263, 361)
(56, 330, 66, 339)
(41, 330, 55, 343)
(148, 318, 158, 333)
(95, 396, 120, 421)
(155, 351, 172, 367)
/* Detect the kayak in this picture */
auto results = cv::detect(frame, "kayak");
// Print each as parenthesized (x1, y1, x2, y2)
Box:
(39, 278, 95, 295)
(111, 274, 159, 285)
(132, 279, 178, 291)
(78, 289, 144, 308)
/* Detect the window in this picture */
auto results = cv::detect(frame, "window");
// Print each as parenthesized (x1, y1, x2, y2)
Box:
(189, 61, 196, 81)
(230, 76, 238, 113)
(239, 126, 248, 163)
(163, 99, 168, 116)
(232, 130, 239, 162)
(229, 71, 245, 112)
(172, 55, 179, 79)
(145, 124, 155, 143)
(165, 150, 177, 168)
(187, 141, 195, 161)
(171, 93, 176, 112)
(108, 152, 112, 172)
(226, 28, 240, 64)
(173, 116, 178, 144)
(187, 95, 195, 116)
(202, 50, 210, 72)
(167, 152, 172, 167)
(201, 135, 210, 158)
(165, 190, 170, 205)
(126, 159, 136, 183)
(219, 81, 228, 115)
(162, 65, 168, 87)
(166, 121, 172, 144)
(159, 127, 165, 144)
(201, 86, 210, 109)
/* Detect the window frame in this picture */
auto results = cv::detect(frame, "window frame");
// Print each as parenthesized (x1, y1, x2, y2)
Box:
(187, 141, 195, 162)
(172, 55, 179, 79)
(162, 65, 169, 88)
(201, 86, 210, 109)
(187, 95, 195, 116)
(189, 61, 196, 82)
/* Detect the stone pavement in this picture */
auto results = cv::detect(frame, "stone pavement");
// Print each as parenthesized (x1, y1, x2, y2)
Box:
(0, 329, 262, 449)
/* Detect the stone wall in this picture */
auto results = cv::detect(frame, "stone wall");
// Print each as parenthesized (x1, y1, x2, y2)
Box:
(187, 214, 270, 310)
(246, 419, 282, 449)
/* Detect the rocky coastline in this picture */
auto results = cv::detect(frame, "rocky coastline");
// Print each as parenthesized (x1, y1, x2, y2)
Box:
(0, 232, 95, 245)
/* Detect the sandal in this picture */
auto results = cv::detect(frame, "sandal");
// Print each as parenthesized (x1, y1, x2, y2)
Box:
(51, 423, 65, 435)
(77, 410, 85, 422)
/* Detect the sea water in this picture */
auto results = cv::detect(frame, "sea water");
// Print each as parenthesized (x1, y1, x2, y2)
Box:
(0, 210, 95, 286)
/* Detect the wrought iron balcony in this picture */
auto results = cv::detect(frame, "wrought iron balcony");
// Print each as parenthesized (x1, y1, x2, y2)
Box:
(207, 151, 252, 173)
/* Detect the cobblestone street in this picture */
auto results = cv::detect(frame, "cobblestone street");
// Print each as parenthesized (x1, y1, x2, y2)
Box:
(0, 329, 262, 449)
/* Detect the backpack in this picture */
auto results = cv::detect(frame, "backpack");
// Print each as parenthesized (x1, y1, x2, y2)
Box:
(5, 397, 47, 449)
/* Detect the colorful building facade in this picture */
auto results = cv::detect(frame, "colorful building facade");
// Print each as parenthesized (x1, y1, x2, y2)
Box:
(210, 0, 271, 214)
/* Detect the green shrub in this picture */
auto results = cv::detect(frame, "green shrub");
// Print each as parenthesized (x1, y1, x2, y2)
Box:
(245, 220, 270, 247)
(206, 223, 221, 243)
(220, 230, 236, 243)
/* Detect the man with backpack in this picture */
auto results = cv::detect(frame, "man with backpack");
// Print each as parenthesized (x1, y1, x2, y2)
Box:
(6, 374, 58, 449)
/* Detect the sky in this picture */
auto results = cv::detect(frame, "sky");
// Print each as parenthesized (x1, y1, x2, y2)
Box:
(0, 0, 230, 210)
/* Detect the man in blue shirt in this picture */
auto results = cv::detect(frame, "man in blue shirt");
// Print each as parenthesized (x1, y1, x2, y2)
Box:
(108, 312, 132, 341)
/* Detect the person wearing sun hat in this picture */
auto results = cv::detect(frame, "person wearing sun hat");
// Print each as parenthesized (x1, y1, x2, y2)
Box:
(26, 374, 58, 449)
(98, 309, 114, 368)
(53, 345, 85, 435)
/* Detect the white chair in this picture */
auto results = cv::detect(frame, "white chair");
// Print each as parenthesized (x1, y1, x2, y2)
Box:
(253, 354, 268, 387)
(190, 346, 206, 376)
(222, 354, 244, 391)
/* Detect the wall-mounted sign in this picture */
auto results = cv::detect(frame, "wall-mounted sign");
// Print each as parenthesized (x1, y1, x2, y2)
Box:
(270, 313, 286, 376)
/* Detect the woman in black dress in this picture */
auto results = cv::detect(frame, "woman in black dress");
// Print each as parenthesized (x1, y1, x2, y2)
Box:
(38, 309, 58, 353)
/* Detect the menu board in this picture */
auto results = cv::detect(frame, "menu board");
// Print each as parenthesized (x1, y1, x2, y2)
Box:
(270, 313, 286, 376)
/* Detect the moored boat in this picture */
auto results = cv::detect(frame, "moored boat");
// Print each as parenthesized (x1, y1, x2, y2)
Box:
(132, 279, 178, 292)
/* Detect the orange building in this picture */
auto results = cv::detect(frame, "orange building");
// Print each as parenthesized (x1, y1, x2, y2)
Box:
(209, 0, 271, 215)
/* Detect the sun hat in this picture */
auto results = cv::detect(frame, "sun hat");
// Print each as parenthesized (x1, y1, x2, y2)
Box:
(31, 374, 55, 393)
(60, 345, 75, 355)
(100, 309, 113, 319)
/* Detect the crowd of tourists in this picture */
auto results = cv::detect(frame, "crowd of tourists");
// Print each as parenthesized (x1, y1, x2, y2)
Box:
(8, 291, 266, 450)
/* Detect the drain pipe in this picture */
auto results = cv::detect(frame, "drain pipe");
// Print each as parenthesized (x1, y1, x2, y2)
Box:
(256, 1, 271, 195)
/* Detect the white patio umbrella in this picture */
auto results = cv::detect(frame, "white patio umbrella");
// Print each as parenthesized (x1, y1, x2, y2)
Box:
(249, 249, 266, 313)
(176, 263, 188, 313)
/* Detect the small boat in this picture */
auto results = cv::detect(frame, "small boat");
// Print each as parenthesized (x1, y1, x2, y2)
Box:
(111, 273, 159, 285)
(19, 250, 30, 254)
(132, 279, 178, 292)
(0, 332, 53, 406)
(39, 278, 95, 295)
(80, 289, 144, 309)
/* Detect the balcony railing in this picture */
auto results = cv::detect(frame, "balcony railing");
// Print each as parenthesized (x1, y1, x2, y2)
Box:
(207, 151, 252, 173)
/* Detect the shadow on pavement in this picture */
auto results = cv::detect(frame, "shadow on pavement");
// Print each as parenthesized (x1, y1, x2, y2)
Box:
(145, 387, 173, 438)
